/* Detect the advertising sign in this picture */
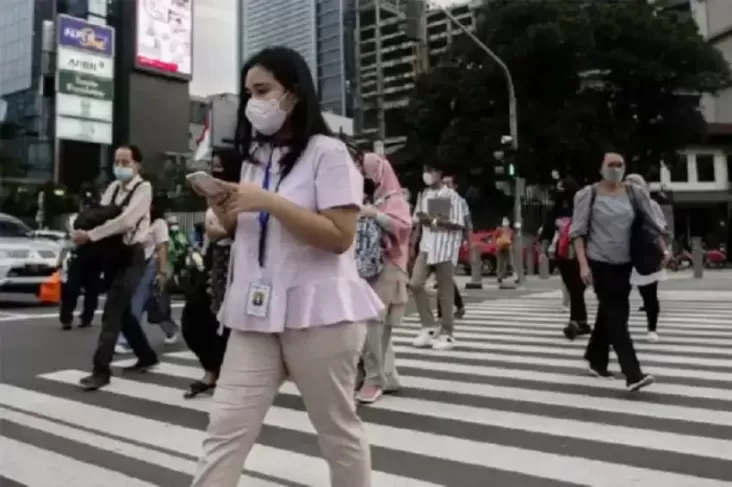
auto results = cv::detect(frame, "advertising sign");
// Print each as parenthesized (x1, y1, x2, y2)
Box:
(56, 116, 113, 144)
(57, 47, 114, 78)
(58, 71, 113, 100)
(55, 15, 115, 145)
(57, 14, 114, 57)
(135, 0, 192, 79)
(56, 93, 113, 122)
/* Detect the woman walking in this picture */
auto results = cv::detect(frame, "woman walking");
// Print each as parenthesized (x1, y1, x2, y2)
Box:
(626, 174, 667, 343)
(354, 150, 412, 404)
(540, 178, 589, 339)
(189, 46, 383, 487)
(180, 208, 231, 398)
(569, 151, 667, 391)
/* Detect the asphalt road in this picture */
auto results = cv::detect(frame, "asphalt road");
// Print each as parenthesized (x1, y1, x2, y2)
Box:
(1, 277, 732, 486)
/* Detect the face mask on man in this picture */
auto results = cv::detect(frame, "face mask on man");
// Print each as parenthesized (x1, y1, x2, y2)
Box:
(602, 166, 625, 183)
(502, 219, 509, 227)
(245, 94, 288, 136)
(113, 165, 135, 182)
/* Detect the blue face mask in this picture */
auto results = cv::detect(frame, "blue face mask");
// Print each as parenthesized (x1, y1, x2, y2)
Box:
(113, 165, 135, 182)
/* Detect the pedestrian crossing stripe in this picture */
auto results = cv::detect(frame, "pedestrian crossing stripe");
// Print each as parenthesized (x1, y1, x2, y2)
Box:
(531, 289, 732, 301)
(1, 296, 732, 486)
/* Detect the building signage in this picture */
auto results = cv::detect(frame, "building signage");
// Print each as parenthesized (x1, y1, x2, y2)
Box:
(56, 116, 113, 144)
(56, 93, 113, 122)
(55, 15, 115, 145)
(57, 70, 113, 100)
(57, 47, 114, 78)
(57, 14, 114, 57)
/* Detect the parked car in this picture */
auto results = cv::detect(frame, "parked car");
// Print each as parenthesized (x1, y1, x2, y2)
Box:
(0, 213, 62, 295)
(458, 229, 544, 276)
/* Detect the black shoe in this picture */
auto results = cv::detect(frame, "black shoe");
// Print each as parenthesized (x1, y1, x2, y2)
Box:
(80, 373, 110, 391)
(627, 374, 655, 392)
(563, 322, 579, 340)
(638, 306, 645, 312)
(122, 359, 159, 373)
(577, 322, 591, 335)
(587, 363, 614, 379)
(454, 307, 465, 319)
(78, 321, 92, 328)
(60, 323, 72, 331)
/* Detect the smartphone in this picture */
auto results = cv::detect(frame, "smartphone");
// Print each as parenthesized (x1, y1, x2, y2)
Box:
(186, 171, 226, 197)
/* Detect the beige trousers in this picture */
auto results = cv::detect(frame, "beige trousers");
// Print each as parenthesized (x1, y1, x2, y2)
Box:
(408, 252, 455, 335)
(363, 262, 408, 390)
(191, 322, 370, 487)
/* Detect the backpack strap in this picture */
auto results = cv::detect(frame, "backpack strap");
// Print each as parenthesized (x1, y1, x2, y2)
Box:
(120, 180, 145, 208)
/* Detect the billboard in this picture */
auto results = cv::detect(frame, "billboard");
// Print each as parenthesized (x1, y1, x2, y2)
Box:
(135, 0, 192, 79)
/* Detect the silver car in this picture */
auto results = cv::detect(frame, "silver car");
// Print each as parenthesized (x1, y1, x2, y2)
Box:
(0, 213, 63, 295)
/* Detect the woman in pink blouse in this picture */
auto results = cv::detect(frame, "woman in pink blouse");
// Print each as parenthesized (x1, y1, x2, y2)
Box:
(353, 150, 412, 404)
(189, 47, 383, 487)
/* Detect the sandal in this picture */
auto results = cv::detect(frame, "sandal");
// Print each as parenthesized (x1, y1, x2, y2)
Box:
(183, 380, 216, 399)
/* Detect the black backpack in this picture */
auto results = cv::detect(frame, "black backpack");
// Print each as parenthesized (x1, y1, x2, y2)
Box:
(74, 180, 145, 268)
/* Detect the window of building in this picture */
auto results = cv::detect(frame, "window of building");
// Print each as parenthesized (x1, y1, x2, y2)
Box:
(667, 154, 688, 182)
(695, 154, 716, 182)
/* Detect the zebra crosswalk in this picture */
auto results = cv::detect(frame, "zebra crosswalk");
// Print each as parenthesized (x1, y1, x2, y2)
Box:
(2, 291, 732, 486)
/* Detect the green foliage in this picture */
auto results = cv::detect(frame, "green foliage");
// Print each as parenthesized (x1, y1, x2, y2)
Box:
(403, 0, 732, 186)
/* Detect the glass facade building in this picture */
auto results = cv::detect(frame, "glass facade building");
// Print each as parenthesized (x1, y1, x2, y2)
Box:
(240, 0, 355, 116)
(0, 0, 54, 182)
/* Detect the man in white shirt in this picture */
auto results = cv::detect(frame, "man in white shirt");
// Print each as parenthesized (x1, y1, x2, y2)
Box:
(71, 144, 158, 391)
(409, 164, 466, 350)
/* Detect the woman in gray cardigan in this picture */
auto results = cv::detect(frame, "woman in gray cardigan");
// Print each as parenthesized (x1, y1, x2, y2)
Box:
(570, 152, 668, 392)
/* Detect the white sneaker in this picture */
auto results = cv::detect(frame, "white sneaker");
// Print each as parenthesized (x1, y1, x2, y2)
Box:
(115, 344, 131, 354)
(164, 332, 180, 345)
(412, 328, 436, 348)
(647, 331, 659, 343)
(432, 334, 456, 350)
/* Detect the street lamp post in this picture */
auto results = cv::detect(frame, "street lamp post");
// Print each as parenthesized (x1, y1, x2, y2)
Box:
(431, 2, 523, 281)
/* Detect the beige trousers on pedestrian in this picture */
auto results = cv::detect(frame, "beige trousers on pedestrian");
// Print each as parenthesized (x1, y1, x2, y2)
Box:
(363, 262, 408, 390)
(191, 322, 370, 487)
(408, 252, 455, 335)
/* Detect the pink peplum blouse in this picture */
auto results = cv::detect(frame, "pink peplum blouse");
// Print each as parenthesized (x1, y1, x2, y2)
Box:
(217, 135, 385, 333)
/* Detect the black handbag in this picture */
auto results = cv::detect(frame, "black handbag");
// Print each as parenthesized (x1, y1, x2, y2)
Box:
(628, 186, 663, 276)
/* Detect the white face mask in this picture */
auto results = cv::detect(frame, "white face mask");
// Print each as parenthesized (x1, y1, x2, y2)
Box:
(245, 96, 288, 136)
(422, 172, 434, 186)
(502, 219, 509, 227)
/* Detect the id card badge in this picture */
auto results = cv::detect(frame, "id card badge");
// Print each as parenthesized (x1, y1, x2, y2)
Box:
(246, 281, 272, 318)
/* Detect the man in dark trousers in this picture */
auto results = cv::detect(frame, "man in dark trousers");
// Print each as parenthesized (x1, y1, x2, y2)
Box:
(71, 144, 158, 391)
(59, 184, 103, 330)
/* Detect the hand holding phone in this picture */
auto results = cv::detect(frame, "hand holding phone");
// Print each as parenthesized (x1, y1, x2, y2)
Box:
(186, 171, 227, 197)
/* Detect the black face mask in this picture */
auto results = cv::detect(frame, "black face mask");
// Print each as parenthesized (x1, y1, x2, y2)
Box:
(363, 178, 377, 202)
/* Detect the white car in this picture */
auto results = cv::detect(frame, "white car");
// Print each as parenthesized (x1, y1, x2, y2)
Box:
(0, 213, 63, 295)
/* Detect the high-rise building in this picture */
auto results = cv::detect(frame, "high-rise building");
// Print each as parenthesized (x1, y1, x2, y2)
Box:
(0, 0, 55, 182)
(353, 0, 477, 151)
(239, 0, 355, 116)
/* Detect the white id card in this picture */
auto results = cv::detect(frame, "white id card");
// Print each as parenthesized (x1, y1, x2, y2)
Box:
(246, 281, 272, 318)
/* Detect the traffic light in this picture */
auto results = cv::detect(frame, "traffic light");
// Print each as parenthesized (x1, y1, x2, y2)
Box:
(493, 135, 516, 179)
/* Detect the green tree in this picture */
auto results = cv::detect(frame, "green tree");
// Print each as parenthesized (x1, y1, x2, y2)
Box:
(403, 0, 732, 186)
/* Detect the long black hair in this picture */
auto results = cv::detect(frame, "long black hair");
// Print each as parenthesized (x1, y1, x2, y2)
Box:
(232, 46, 333, 181)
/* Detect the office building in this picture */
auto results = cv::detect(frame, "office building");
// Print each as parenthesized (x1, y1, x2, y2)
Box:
(239, 0, 355, 116)
(353, 0, 478, 152)
(0, 0, 55, 182)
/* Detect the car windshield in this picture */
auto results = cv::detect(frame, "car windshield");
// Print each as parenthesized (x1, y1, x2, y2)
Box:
(0, 219, 33, 238)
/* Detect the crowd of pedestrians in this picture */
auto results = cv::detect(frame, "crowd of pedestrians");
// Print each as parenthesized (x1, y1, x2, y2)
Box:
(60, 45, 671, 486)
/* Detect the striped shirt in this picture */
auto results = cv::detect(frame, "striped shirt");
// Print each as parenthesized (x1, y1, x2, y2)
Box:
(413, 186, 466, 265)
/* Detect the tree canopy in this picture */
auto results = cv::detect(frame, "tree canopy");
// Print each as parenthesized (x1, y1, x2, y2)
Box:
(403, 0, 732, 188)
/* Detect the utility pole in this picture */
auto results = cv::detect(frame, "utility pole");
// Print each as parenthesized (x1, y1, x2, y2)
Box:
(407, 0, 523, 281)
